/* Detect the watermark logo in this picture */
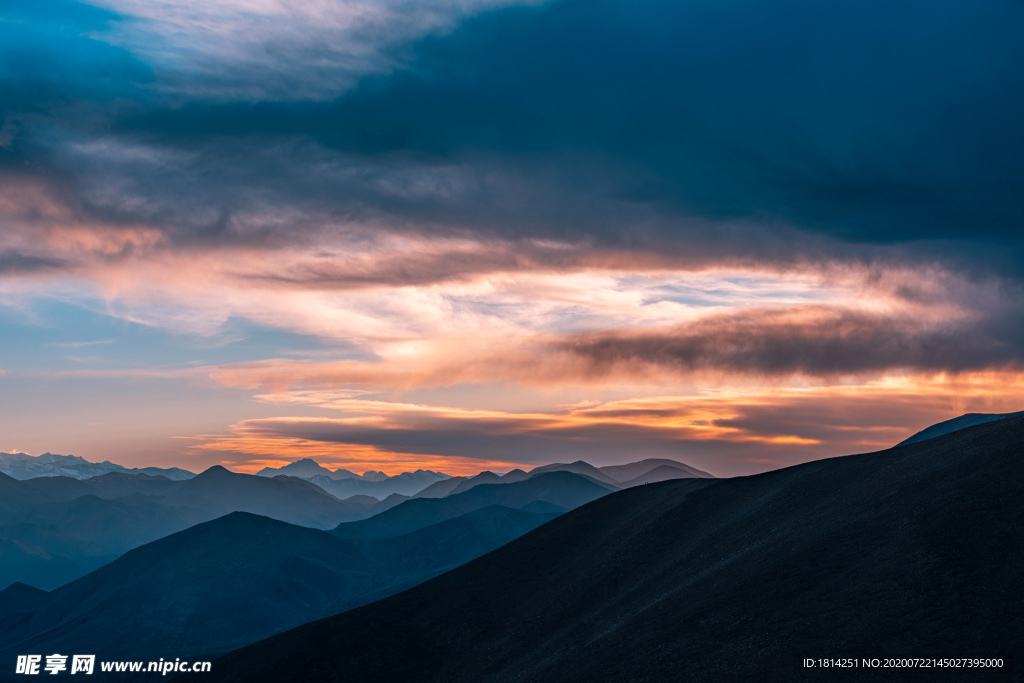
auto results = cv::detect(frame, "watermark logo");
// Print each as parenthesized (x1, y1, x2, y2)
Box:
(16, 655, 93, 675)
(15, 655, 208, 675)
(15, 656, 40, 675)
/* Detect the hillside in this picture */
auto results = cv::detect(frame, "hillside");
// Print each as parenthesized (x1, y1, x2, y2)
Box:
(897, 410, 1024, 445)
(196, 414, 1024, 682)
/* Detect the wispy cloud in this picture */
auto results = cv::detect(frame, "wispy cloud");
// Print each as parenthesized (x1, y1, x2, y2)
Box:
(91, 0, 549, 100)
(48, 339, 116, 348)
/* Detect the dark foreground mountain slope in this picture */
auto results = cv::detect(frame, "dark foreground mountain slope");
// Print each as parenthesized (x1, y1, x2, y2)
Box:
(196, 414, 1024, 683)
(897, 410, 1024, 446)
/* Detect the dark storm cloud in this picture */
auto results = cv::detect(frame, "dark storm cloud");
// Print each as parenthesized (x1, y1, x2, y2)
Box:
(229, 414, 778, 469)
(4, 0, 1024, 278)
(108, 0, 1024, 249)
(556, 303, 1024, 376)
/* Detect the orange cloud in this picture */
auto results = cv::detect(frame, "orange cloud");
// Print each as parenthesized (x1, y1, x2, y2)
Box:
(185, 371, 1024, 476)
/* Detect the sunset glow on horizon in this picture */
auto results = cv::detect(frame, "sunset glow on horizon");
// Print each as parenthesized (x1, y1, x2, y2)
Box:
(2, 0, 1023, 477)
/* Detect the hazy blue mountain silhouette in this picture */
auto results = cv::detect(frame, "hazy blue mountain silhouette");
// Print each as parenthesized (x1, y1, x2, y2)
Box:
(338, 494, 379, 509)
(444, 471, 504, 495)
(15, 471, 180, 501)
(0, 457, 707, 594)
(0, 452, 193, 481)
(0, 467, 368, 590)
(0, 505, 555, 665)
(413, 468, 531, 499)
(0, 513, 375, 660)
(0, 583, 48, 643)
(365, 493, 411, 514)
(8, 467, 367, 528)
(0, 583, 47, 618)
(524, 460, 622, 487)
(598, 457, 714, 482)
(156, 467, 366, 528)
(411, 476, 466, 498)
(305, 470, 450, 500)
(617, 464, 705, 488)
(195, 415, 1024, 683)
(332, 471, 614, 540)
(255, 459, 359, 480)
(0, 480, 209, 590)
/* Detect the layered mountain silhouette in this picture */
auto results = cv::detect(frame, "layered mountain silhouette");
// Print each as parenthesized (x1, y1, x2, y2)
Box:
(412, 469, 531, 498)
(195, 415, 1024, 683)
(254, 461, 451, 500)
(332, 471, 616, 540)
(0, 513, 376, 660)
(153, 466, 367, 528)
(0, 473, 209, 590)
(255, 458, 359, 480)
(0, 454, 714, 591)
(598, 457, 713, 482)
(0, 506, 557, 665)
(524, 460, 622, 487)
(303, 470, 450, 500)
(410, 476, 467, 498)
(251, 457, 711, 504)
(410, 459, 710, 503)
(0, 467, 368, 590)
(0, 464, 627, 664)
(0, 451, 194, 481)
(617, 464, 704, 487)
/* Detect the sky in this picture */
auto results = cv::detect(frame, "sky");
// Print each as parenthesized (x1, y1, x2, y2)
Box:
(1, 0, 1023, 477)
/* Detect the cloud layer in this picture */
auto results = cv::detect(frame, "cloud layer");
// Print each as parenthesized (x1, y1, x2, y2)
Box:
(191, 373, 1024, 476)
(2, 0, 1023, 473)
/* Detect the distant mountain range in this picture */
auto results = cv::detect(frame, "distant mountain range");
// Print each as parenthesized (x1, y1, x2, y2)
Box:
(255, 459, 452, 499)
(411, 458, 712, 500)
(0, 492, 569, 661)
(256, 458, 361, 480)
(0, 447, 717, 669)
(598, 457, 713, 482)
(0, 455, 711, 593)
(333, 470, 616, 540)
(0, 467, 368, 590)
(253, 457, 711, 501)
(0, 451, 194, 481)
(192, 414, 1024, 683)
(307, 470, 451, 500)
